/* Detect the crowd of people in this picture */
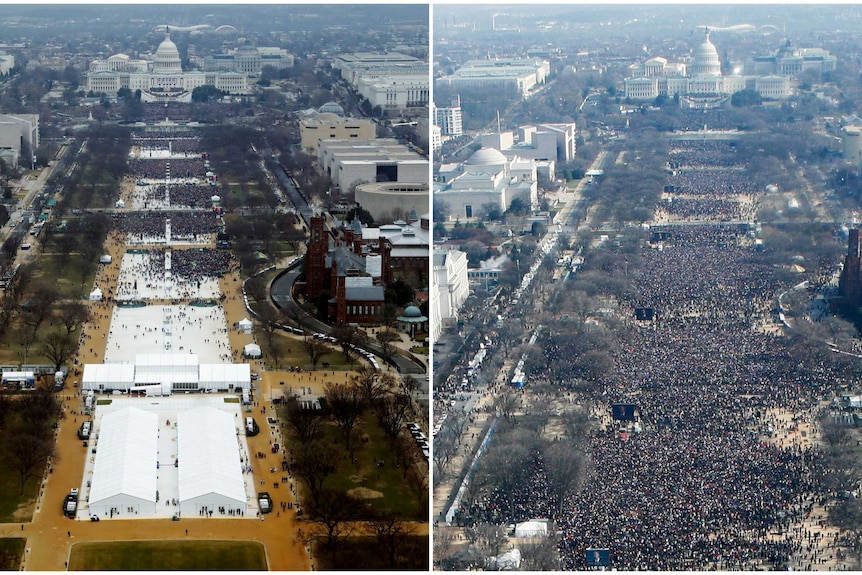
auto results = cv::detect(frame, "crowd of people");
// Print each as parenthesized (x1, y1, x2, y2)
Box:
(112, 211, 218, 241)
(137, 182, 215, 208)
(129, 158, 206, 180)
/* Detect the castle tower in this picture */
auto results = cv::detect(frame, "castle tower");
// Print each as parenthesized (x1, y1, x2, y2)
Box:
(306, 215, 329, 297)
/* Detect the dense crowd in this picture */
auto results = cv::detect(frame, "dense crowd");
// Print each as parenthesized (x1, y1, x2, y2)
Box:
(658, 197, 750, 220)
(112, 211, 218, 240)
(668, 141, 746, 169)
(139, 183, 214, 208)
(468, 222, 856, 570)
(129, 158, 207, 180)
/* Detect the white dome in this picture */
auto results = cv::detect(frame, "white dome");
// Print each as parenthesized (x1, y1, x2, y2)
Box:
(466, 147, 508, 166)
(153, 29, 182, 74)
(690, 30, 721, 76)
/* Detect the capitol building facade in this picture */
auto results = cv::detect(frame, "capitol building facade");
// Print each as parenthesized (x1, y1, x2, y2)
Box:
(86, 29, 249, 103)
(624, 30, 792, 107)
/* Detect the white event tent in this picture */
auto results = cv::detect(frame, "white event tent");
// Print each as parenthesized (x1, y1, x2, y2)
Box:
(177, 407, 248, 516)
(87, 407, 159, 518)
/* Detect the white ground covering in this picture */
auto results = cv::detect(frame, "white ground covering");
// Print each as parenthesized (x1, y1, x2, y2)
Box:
(116, 252, 221, 300)
(129, 178, 207, 210)
(75, 395, 258, 520)
(105, 305, 232, 364)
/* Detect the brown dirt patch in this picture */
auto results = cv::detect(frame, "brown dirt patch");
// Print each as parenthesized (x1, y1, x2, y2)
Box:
(347, 487, 384, 500)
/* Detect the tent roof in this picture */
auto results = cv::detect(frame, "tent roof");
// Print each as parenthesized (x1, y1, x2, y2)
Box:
(243, 343, 261, 354)
(198, 363, 250, 385)
(89, 407, 158, 506)
(83, 363, 136, 385)
(177, 407, 246, 504)
(238, 317, 253, 327)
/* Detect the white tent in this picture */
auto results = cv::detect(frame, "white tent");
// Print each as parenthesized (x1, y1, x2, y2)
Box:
(210, 195, 221, 203)
(82, 363, 135, 392)
(198, 363, 251, 392)
(99, 254, 112, 264)
(243, 343, 262, 359)
(237, 318, 253, 334)
(89, 287, 103, 301)
(514, 519, 549, 538)
(178, 407, 247, 516)
(87, 408, 159, 518)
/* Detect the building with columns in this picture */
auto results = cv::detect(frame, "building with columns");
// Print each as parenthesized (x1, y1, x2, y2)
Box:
(624, 30, 791, 106)
(86, 29, 249, 102)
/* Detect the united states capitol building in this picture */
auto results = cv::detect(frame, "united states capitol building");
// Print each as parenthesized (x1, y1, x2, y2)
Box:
(624, 30, 792, 107)
(86, 29, 249, 103)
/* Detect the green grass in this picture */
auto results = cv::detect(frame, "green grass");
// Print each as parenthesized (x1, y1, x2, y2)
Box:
(33, 253, 98, 299)
(68, 540, 267, 571)
(0, 538, 26, 570)
(314, 535, 429, 570)
(0, 424, 47, 522)
(95, 399, 112, 405)
(258, 330, 359, 372)
(314, 417, 423, 520)
(224, 397, 240, 403)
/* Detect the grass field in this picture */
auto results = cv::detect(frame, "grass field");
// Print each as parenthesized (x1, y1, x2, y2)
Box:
(314, 535, 429, 570)
(0, 425, 46, 522)
(0, 538, 26, 570)
(310, 417, 423, 520)
(68, 540, 267, 571)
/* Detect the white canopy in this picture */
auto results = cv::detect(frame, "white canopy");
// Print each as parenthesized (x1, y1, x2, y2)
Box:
(515, 519, 549, 538)
(88, 408, 158, 517)
(238, 317, 253, 333)
(99, 254, 112, 264)
(210, 195, 221, 203)
(178, 407, 247, 515)
(243, 343, 262, 359)
(89, 287, 103, 301)
(82, 363, 135, 391)
(198, 363, 251, 391)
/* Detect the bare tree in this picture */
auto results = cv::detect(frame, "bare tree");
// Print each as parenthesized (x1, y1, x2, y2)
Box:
(332, 322, 362, 365)
(353, 365, 389, 406)
(292, 439, 340, 504)
(254, 302, 281, 348)
(519, 530, 561, 570)
(377, 393, 411, 451)
(285, 398, 324, 444)
(40, 331, 77, 372)
(302, 333, 329, 370)
(366, 513, 418, 568)
(543, 441, 590, 518)
(324, 381, 363, 454)
(17, 325, 38, 364)
(306, 488, 366, 567)
(8, 426, 55, 494)
(59, 301, 89, 335)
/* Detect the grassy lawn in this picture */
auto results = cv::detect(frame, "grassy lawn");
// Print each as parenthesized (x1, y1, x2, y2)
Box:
(0, 425, 46, 522)
(68, 540, 267, 571)
(259, 331, 361, 372)
(0, 538, 26, 570)
(317, 417, 422, 520)
(314, 535, 428, 570)
(32, 253, 99, 299)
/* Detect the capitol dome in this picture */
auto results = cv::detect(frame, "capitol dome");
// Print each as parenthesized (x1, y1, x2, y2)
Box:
(689, 30, 721, 76)
(466, 147, 508, 166)
(153, 28, 182, 74)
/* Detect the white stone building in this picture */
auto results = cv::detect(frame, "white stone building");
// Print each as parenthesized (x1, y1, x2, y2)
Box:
(437, 58, 550, 99)
(435, 147, 538, 220)
(0, 113, 38, 168)
(316, 138, 428, 190)
(624, 30, 792, 104)
(85, 29, 249, 102)
(431, 248, 469, 338)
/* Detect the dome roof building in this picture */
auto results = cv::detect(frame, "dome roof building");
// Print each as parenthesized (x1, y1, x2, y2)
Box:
(465, 147, 508, 166)
(85, 27, 250, 102)
(689, 30, 721, 76)
(153, 28, 182, 75)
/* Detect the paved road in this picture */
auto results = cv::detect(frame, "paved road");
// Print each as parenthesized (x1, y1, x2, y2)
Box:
(269, 263, 425, 375)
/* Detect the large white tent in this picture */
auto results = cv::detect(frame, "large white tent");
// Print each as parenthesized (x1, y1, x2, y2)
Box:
(87, 407, 159, 518)
(243, 343, 262, 359)
(198, 364, 251, 392)
(514, 519, 549, 538)
(82, 355, 251, 393)
(177, 407, 248, 516)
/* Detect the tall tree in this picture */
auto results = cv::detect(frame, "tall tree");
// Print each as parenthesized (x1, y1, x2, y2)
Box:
(324, 381, 363, 455)
(40, 332, 77, 372)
